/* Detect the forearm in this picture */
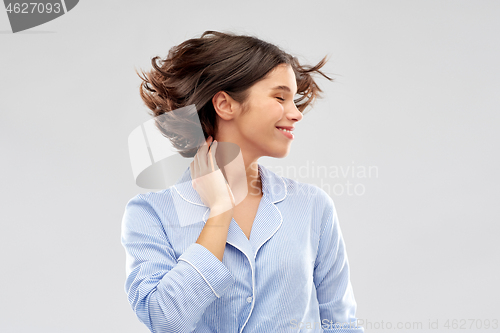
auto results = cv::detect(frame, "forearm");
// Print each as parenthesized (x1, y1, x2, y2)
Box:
(127, 243, 234, 333)
(196, 206, 234, 262)
(122, 195, 235, 333)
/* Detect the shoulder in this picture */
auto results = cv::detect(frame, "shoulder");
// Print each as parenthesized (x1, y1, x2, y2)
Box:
(124, 187, 173, 209)
(122, 188, 175, 226)
(273, 171, 334, 212)
(265, 167, 337, 236)
(279, 175, 341, 242)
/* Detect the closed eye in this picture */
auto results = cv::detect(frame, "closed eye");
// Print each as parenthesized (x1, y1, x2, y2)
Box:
(276, 97, 285, 102)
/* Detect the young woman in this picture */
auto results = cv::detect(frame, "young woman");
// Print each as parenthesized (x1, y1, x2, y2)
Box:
(121, 30, 364, 333)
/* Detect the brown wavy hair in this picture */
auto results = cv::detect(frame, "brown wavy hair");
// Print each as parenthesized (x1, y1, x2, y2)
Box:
(136, 30, 333, 158)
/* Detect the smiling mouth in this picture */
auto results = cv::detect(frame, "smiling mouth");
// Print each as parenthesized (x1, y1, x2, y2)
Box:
(276, 127, 294, 139)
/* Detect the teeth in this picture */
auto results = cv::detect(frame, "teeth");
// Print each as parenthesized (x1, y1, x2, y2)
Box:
(278, 127, 293, 133)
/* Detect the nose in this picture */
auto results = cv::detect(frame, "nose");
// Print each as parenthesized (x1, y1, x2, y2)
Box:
(286, 102, 303, 122)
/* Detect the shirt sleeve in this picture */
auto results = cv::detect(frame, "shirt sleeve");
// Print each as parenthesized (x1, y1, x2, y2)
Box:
(313, 196, 365, 333)
(120, 194, 234, 333)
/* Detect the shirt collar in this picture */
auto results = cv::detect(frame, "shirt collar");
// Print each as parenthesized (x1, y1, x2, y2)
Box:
(172, 163, 287, 261)
(172, 163, 287, 206)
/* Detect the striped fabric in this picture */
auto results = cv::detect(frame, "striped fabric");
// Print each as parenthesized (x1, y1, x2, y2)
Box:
(121, 163, 364, 333)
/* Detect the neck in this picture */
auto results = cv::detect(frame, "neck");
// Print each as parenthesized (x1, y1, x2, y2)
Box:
(214, 130, 263, 197)
(242, 158, 262, 197)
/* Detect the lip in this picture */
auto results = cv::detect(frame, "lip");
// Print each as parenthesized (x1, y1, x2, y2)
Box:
(276, 127, 294, 140)
(276, 126, 295, 131)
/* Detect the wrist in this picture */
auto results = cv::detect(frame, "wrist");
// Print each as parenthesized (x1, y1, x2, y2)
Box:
(209, 203, 234, 219)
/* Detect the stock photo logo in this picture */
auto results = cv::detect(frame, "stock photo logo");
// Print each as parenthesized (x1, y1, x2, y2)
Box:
(3, 0, 79, 33)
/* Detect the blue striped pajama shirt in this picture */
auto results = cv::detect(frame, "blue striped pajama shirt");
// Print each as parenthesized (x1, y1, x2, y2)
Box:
(121, 163, 364, 333)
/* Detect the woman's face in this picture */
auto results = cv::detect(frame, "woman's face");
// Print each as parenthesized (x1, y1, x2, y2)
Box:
(233, 64, 303, 160)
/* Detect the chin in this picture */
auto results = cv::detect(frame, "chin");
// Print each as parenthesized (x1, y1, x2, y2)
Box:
(272, 147, 291, 158)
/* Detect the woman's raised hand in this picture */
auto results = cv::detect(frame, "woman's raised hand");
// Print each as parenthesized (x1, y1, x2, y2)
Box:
(190, 136, 236, 217)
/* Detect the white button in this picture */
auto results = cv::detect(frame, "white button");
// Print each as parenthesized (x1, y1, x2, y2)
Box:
(246, 296, 253, 303)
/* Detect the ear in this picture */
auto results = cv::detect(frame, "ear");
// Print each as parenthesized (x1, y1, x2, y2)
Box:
(212, 91, 238, 121)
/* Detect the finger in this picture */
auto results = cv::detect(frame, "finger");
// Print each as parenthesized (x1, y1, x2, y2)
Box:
(201, 135, 212, 152)
(206, 136, 214, 155)
(208, 141, 218, 172)
(191, 156, 201, 183)
(190, 160, 195, 180)
(195, 136, 211, 160)
(195, 138, 209, 175)
(195, 146, 204, 176)
(198, 136, 212, 169)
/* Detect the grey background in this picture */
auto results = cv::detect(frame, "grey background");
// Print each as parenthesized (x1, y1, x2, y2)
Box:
(1, 1, 499, 332)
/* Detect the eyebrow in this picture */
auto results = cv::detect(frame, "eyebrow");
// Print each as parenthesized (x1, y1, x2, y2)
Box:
(270, 85, 294, 94)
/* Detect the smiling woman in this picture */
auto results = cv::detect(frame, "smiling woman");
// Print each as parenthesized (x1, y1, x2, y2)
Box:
(121, 30, 365, 333)
(136, 30, 332, 158)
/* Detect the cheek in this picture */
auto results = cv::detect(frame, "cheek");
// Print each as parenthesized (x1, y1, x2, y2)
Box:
(244, 101, 283, 134)
(263, 100, 284, 118)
